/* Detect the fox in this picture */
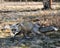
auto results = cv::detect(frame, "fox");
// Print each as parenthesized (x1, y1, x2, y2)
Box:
(10, 21, 59, 40)
(10, 21, 41, 39)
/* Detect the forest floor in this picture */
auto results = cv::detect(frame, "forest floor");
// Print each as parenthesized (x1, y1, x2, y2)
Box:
(0, 2, 60, 48)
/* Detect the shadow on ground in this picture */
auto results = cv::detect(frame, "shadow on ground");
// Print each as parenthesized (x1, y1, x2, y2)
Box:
(0, 31, 60, 48)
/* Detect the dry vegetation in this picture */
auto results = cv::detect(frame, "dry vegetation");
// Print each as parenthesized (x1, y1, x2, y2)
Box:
(0, 2, 60, 48)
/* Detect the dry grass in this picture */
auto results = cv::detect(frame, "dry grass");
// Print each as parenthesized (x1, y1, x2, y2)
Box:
(0, 2, 60, 48)
(0, 2, 60, 11)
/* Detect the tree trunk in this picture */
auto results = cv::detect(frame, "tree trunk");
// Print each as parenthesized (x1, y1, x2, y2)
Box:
(42, 0, 52, 10)
(49, 0, 52, 9)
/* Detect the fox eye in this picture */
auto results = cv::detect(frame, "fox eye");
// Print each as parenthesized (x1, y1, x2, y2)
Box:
(12, 29, 16, 31)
